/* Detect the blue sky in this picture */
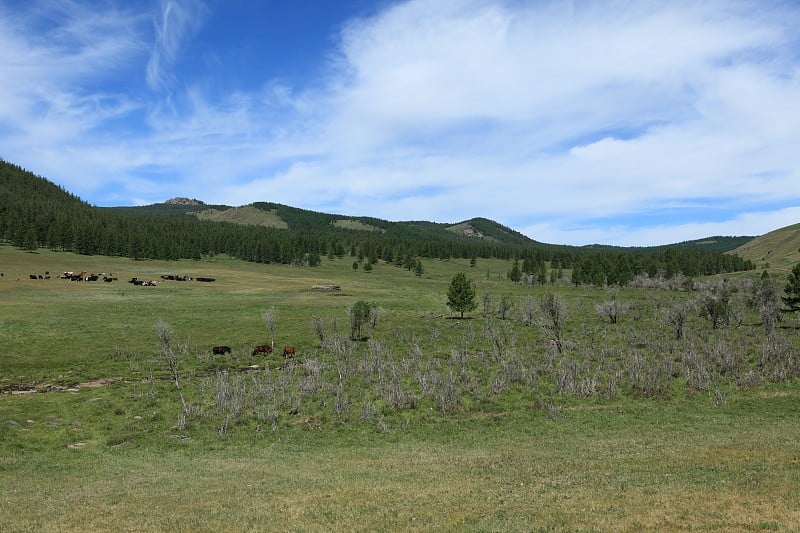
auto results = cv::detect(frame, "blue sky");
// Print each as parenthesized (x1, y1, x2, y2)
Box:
(1, 0, 799, 246)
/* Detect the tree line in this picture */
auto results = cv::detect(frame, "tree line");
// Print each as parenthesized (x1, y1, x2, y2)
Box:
(0, 159, 754, 283)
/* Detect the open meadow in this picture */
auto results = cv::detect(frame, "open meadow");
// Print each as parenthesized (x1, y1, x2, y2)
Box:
(1, 245, 799, 531)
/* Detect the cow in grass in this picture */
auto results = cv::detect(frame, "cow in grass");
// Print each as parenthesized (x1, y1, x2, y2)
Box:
(212, 346, 232, 355)
(282, 346, 296, 358)
(252, 345, 273, 356)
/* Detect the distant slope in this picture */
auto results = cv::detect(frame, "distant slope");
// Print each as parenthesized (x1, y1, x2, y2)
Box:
(446, 217, 539, 247)
(731, 223, 800, 273)
(582, 235, 754, 254)
(194, 206, 288, 229)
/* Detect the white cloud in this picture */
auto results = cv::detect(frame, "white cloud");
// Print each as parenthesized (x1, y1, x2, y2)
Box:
(146, 0, 206, 91)
(1, 0, 799, 245)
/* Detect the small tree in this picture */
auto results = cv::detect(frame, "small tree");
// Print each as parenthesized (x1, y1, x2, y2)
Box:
(508, 260, 522, 283)
(154, 321, 189, 421)
(447, 272, 477, 318)
(349, 300, 375, 340)
(261, 308, 277, 349)
(782, 262, 800, 313)
(698, 290, 729, 329)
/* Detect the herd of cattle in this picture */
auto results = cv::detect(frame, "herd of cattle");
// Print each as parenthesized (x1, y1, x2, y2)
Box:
(213, 345, 296, 357)
(19, 271, 217, 285)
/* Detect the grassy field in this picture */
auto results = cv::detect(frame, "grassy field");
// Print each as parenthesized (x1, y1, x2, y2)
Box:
(2, 244, 799, 530)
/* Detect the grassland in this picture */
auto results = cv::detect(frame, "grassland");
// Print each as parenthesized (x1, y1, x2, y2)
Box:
(2, 244, 799, 531)
(732, 222, 800, 273)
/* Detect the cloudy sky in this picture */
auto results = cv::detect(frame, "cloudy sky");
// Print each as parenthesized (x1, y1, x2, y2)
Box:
(1, 0, 799, 246)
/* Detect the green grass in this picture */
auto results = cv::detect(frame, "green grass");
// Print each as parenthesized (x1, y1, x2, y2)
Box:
(732, 221, 800, 273)
(3, 389, 799, 530)
(193, 205, 288, 228)
(2, 244, 800, 530)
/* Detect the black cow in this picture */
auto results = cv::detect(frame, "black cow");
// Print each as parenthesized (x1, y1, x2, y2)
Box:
(212, 346, 232, 355)
(252, 345, 273, 356)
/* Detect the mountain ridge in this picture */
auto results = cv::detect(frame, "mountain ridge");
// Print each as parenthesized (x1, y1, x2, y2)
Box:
(0, 158, 759, 280)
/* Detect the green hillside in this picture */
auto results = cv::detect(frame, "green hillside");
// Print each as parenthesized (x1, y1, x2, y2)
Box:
(0, 158, 756, 282)
(731, 222, 800, 273)
(194, 205, 288, 228)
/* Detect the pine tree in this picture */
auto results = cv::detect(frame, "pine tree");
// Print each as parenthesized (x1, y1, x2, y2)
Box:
(447, 272, 476, 318)
(508, 260, 522, 283)
(782, 262, 800, 312)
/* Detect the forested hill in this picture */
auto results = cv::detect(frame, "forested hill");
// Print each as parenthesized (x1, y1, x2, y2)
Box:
(111, 200, 540, 248)
(0, 158, 756, 284)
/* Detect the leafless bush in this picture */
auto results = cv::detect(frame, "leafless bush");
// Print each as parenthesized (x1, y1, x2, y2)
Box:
(320, 333, 354, 359)
(491, 373, 507, 395)
(664, 302, 691, 340)
(360, 401, 377, 421)
(370, 306, 380, 329)
(154, 320, 190, 416)
(333, 385, 349, 415)
(497, 294, 514, 320)
(261, 308, 277, 349)
(735, 370, 762, 389)
(547, 403, 563, 420)
(712, 386, 726, 407)
(540, 293, 567, 352)
(437, 372, 461, 414)
(482, 292, 493, 318)
(708, 337, 743, 377)
(626, 351, 672, 397)
(312, 315, 325, 343)
(596, 293, 632, 324)
(759, 334, 800, 382)
(484, 319, 516, 361)
(682, 348, 713, 392)
(751, 277, 781, 335)
(521, 296, 536, 326)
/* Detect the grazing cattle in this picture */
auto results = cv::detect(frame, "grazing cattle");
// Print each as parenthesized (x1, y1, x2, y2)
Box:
(196, 277, 216, 282)
(252, 345, 273, 356)
(283, 346, 296, 358)
(30, 274, 38, 280)
(212, 346, 232, 355)
(162, 274, 192, 281)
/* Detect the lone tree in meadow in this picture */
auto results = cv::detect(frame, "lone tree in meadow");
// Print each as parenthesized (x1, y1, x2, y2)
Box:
(349, 300, 376, 340)
(782, 262, 800, 313)
(447, 272, 477, 318)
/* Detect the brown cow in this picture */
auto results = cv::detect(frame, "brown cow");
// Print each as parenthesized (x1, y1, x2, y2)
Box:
(252, 345, 273, 356)
(283, 346, 296, 358)
(212, 346, 232, 355)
